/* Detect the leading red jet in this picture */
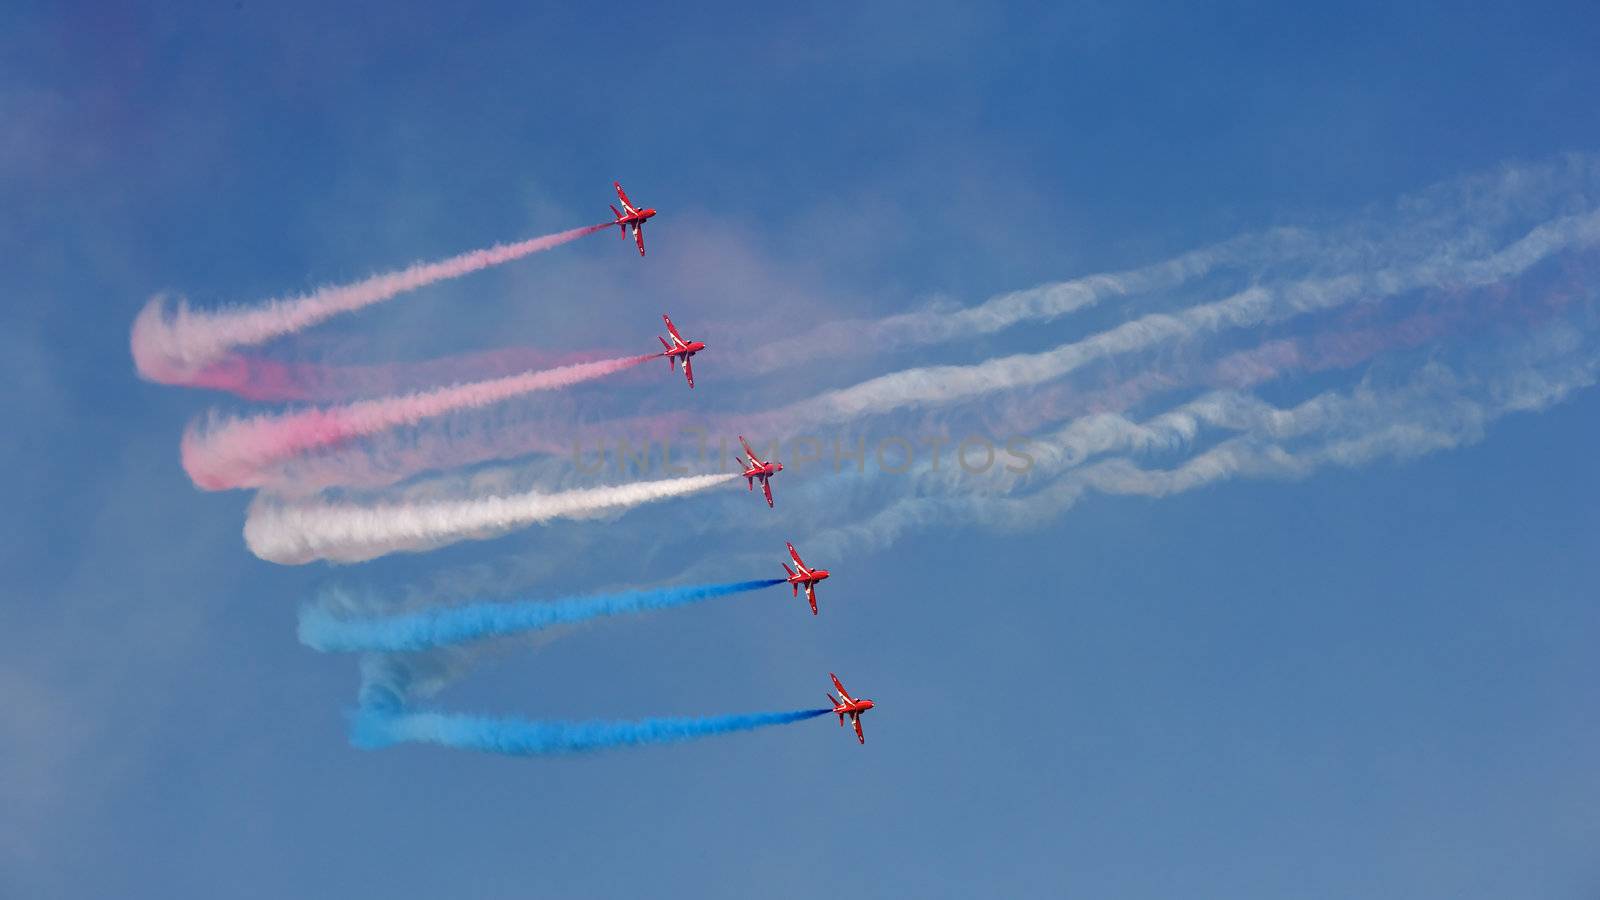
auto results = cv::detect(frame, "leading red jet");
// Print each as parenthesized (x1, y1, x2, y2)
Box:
(782, 542, 830, 615)
(827, 673, 875, 744)
(657, 314, 704, 389)
(736, 435, 783, 508)
(609, 181, 657, 256)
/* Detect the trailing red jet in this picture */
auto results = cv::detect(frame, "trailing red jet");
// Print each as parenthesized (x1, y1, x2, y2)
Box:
(828, 673, 875, 744)
(657, 314, 704, 389)
(782, 542, 830, 615)
(736, 435, 783, 508)
(609, 181, 657, 256)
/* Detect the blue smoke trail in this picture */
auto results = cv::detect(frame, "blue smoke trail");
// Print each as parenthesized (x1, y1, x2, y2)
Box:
(301, 578, 786, 652)
(352, 706, 831, 755)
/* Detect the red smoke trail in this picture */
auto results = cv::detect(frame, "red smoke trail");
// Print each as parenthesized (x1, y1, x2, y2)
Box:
(182, 354, 655, 491)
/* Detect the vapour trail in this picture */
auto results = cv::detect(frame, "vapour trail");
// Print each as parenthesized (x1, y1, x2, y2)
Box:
(300, 578, 786, 652)
(181, 354, 656, 491)
(131, 222, 610, 381)
(244, 472, 738, 565)
(351, 706, 831, 755)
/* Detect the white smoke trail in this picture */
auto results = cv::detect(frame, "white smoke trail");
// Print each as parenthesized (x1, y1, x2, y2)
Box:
(797, 318, 1600, 559)
(732, 228, 1312, 373)
(244, 473, 738, 565)
(778, 208, 1600, 429)
(131, 223, 608, 380)
(734, 154, 1600, 372)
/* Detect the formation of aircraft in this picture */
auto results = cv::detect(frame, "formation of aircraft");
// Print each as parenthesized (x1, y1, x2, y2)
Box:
(617, 183, 876, 744)
(828, 673, 875, 744)
(782, 542, 830, 615)
(610, 181, 657, 256)
(736, 435, 783, 508)
(657, 314, 704, 389)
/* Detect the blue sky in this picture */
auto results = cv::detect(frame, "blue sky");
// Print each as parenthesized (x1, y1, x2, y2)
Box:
(4, 3, 1600, 897)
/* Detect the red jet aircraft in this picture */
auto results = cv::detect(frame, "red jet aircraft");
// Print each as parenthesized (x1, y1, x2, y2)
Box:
(828, 673, 875, 744)
(736, 435, 783, 508)
(609, 181, 657, 256)
(657, 314, 704, 389)
(782, 542, 830, 615)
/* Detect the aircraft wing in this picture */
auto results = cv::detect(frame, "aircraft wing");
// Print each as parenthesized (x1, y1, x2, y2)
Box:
(852, 715, 865, 744)
(682, 355, 694, 389)
(830, 674, 852, 704)
(762, 478, 774, 508)
(738, 435, 761, 464)
(786, 541, 806, 570)
(614, 181, 638, 214)
(634, 223, 646, 256)
(806, 583, 818, 616)
(662, 314, 685, 345)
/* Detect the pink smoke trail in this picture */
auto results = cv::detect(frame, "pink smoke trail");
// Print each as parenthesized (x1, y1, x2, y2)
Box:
(176, 345, 627, 403)
(181, 354, 655, 491)
(132, 223, 610, 382)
